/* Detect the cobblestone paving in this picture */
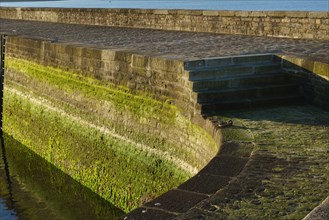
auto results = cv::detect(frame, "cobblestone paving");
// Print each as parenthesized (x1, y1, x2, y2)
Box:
(0, 19, 328, 62)
(178, 105, 329, 219)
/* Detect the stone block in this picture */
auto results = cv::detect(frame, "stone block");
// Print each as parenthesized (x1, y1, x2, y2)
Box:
(267, 11, 286, 18)
(203, 10, 219, 17)
(184, 60, 205, 69)
(113, 51, 131, 63)
(101, 50, 116, 61)
(120, 208, 176, 220)
(176, 10, 203, 16)
(314, 62, 329, 79)
(130, 9, 149, 14)
(299, 59, 315, 72)
(178, 174, 230, 194)
(235, 11, 250, 17)
(131, 54, 150, 68)
(286, 11, 308, 18)
(204, 57, 233, 67)
(153, 9, 168, 15)
(85, 47, 102, 59)
(199, 156, 248, 177)
(144, 190, 208, 213)
(218, 11, 235, 17)
(303, 33, 314, 39)
(249, 11, 267, 17)
(308, 11, 329, 18)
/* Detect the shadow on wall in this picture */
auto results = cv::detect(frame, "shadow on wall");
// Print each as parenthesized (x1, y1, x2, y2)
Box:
(0, 132, 124, 219)
(281, 56, 329, 111)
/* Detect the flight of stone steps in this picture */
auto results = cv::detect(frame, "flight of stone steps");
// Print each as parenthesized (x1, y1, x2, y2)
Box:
(185, 54, 304, 115)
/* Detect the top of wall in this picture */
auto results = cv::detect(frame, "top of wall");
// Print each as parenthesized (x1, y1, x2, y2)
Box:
(0, 7, 328, 40)
(1, 7, 328, 17)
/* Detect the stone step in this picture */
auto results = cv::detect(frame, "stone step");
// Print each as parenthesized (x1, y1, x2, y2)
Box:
(200, 95, 305, 115)
(189, 62, 282, 81)
(197, 84, 299, 103)
(192, 73, 289, 91)
(184, 54, 278, 70)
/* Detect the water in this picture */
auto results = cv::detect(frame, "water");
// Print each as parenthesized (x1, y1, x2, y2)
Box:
(0, 0, 328, 11)
(0, 132, 124, 220)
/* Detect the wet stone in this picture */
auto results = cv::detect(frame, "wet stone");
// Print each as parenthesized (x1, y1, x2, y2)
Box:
(120, 208, 177, 220)
(178, 174, 231, 195)
(175, 208, 226, 220)
(200, 156, 248, 177)
(144, 190, 208, 213)
(218, 142, 253, 158)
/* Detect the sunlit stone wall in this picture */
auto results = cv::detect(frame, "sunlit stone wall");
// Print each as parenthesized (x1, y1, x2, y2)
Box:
(2, 35, 220, 212)
(0, 7, 328, 40)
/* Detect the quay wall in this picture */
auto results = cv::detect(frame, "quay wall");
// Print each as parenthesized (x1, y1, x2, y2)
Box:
(279, 55, 329, 110)
(0, 7, 328, 40)
(2, 34, 220, 212)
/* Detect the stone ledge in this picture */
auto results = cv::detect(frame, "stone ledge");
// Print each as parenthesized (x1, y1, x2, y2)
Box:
(279, 55, 329, 80)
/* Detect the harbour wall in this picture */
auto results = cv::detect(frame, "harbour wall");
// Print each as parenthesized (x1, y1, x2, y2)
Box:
(0, 7, 328, 40)
(2, 34, 220, 212)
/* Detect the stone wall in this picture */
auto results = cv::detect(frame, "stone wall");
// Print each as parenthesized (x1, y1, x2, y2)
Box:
(3, 34, 220, 212)
(0, 7, 328, 40)
(279, 55, 329, 111)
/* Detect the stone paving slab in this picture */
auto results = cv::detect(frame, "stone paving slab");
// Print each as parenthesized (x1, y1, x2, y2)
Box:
(123, 208, 176, 220)
(0, 19, 328, 62)
(178, 174, 230, 195)
(177, 105, 329, 219)
(143, 189, 208, 214)
(303, 197, 329, 220)
(199, 156, 248, 177)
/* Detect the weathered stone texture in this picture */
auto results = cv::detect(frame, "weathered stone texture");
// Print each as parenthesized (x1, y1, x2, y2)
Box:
(280, 55, 329, 110)
(0, 8, 328, 40)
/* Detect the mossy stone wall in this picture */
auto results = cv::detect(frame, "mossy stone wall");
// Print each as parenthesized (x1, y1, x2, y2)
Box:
(0, 8, 328, 40)
(279, 55, 329, 111)
(3, 35, 220, 212)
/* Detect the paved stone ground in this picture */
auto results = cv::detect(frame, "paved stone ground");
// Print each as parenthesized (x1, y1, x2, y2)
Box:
(122, 105, 329, 219)
(177, 105, 329, 219)
(0, 19, 328, 62)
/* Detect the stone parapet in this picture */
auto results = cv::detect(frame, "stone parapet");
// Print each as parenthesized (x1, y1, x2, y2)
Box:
(0, 7, 328, 40)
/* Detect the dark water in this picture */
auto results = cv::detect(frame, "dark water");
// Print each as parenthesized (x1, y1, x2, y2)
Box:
(0, 132, 124, 220)
(0, 0, 328, 11)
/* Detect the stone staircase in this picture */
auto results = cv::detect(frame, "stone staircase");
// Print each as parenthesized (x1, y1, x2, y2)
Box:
(185, 54, 304, 115)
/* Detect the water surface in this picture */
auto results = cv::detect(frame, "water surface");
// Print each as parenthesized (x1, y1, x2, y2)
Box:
(0, 132, 124, 220)
(0, 0, 328, 11)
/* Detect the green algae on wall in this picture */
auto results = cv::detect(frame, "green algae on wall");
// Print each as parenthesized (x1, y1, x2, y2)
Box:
(1, 133, 124, 219)
(4, 57, 218, 212)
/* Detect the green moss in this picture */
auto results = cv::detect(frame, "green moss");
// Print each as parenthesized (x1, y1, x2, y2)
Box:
(3, 57, 217, 212)
(211, 106, 329, 218)
(6, 57, 217, 169)
(4, 90, 189, 212)
(1, 133, 124, 219)
(7, 57, 175, 124)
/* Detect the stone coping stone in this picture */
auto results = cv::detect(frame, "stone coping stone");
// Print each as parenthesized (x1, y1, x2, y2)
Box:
(199, 156, 248, 177)
(2, 7, 328, 18)
(143, 190, 208, 213)
(178, 174, 231, 195)
(280, 55, 329, 80)
(121, 208, 176, 220)
(303, 197, 329, 220)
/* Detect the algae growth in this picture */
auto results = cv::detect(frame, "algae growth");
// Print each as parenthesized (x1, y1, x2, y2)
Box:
(4, 57, 217, 212)
(209, 106, 329, 219)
